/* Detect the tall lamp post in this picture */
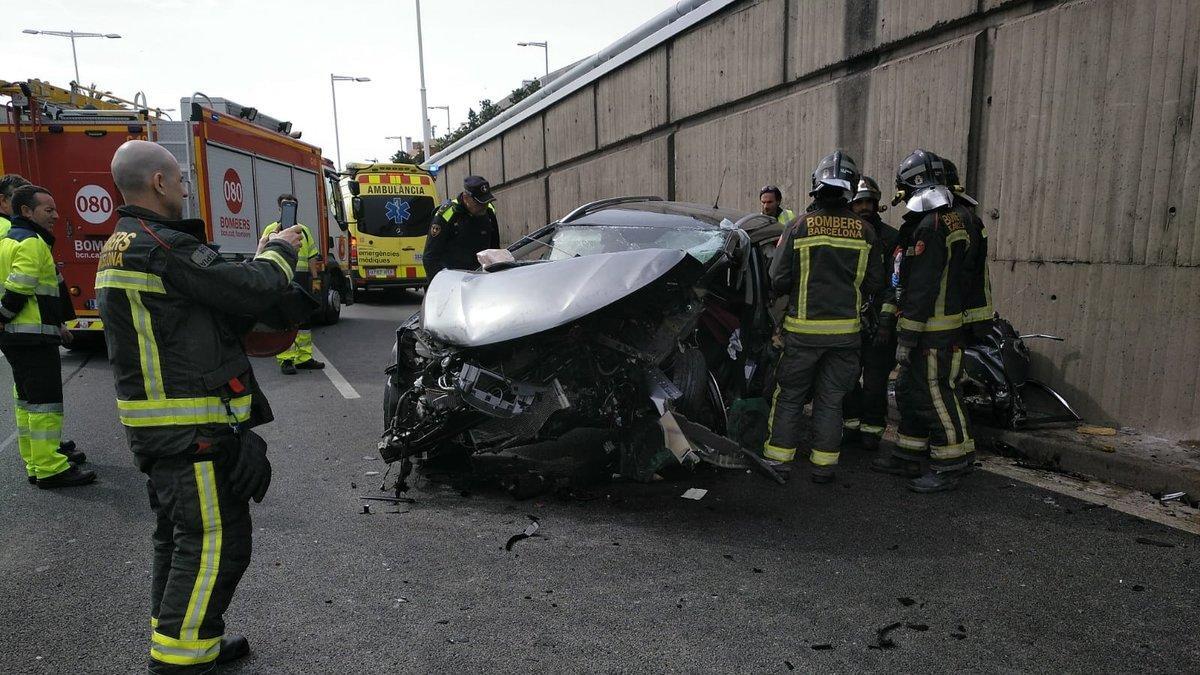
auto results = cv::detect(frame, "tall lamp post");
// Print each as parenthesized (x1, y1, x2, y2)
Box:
(22, 29, 121, 85)
(428, 105, 451, 134)
(330, 74, 370, 170)
(517, 41, 549, 77)
(415, 0, 433, 162)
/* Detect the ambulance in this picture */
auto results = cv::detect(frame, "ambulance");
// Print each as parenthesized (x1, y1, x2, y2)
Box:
(341, 162, 438, 293)
(0, 80, 351, 341)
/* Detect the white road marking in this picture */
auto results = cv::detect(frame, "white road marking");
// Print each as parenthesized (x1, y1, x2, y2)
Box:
(0, 429, 17, 452)
(311, 346, 360, 400)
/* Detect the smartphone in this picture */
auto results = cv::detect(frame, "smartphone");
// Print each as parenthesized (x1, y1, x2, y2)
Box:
(279, 199, 298, 229)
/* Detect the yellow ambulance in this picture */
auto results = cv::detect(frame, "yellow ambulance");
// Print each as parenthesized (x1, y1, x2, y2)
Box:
(342, 162, 439, 293)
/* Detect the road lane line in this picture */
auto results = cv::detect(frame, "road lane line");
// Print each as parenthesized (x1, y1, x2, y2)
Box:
(311, 346, 360, 399)
(0, 429, 16, 452)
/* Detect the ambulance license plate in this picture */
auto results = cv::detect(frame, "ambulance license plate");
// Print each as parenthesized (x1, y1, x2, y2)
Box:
(368, 268, 393, 279)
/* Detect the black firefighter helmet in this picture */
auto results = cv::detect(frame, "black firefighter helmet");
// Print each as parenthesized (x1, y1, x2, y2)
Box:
(810, 149, 860, 199)
(942, 157, 979, 206)
(852, 175, 886, 212)
(893, 148, 946, 204)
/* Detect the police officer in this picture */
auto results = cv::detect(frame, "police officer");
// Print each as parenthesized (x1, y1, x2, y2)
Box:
(841, 176, 900, 451)
(422, 175, 500, 279)
(943, 158, 994, 338)
(765, 151, 886, 483)
(759, 185, 796, 225)
(871, 149, 975, 493)
(0, 185, 94, 488)
(101, 140, 302, 673)
(260, 193, 324, 375)
(0, 173, 32, 237)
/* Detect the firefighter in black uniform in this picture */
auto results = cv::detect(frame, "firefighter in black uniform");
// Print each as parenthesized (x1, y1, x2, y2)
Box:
(100, 140, 303, 673)
(943, 158, 994, 338)
(841, 176, 901, 451)
(871, 149, 975, 493)
(765, 151, 887, 483)
(422, 175, 500, 279)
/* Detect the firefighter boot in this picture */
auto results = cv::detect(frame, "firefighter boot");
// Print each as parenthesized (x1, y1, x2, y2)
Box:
(870, 454, 921, 478)
(859, 431, 881, 452)
(295, 359, 325, 370)
(216, 634, 250, 664)
(59, 439, 87, 465)
(908, 469, 963, 493)
(37, 465, 97, 489)
(280, 360, 297, 375)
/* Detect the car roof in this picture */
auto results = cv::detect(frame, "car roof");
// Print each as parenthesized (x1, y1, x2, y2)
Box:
(569, 199, 777, 233)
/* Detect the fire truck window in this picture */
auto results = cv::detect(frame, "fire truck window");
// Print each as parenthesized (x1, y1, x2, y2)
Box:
(358, 196, 435, 237)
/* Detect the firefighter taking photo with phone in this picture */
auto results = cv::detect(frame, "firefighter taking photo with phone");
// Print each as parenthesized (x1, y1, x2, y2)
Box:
(100, 139, 305, 674)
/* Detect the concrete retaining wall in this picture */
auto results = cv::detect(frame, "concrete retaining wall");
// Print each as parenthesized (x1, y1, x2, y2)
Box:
(435, 0, 1200, 439)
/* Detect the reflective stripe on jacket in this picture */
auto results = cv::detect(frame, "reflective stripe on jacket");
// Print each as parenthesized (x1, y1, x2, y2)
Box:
(958, 202, 993, 324)
(769, 199, 886, 345)
(97, 205, 298, 457)
(896, 207, 971, 347)
(0, 217, 74, 345)
(261, 222, 317, 273)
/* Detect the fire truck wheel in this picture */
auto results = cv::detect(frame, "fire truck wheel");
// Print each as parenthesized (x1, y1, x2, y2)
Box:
(322, 286, 342, 325)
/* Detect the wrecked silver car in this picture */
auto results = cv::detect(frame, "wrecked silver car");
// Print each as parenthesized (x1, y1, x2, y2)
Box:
(380, 197, 788, 490)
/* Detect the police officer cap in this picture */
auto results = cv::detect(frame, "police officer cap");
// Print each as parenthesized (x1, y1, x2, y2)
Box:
(464, 175, 496, 204)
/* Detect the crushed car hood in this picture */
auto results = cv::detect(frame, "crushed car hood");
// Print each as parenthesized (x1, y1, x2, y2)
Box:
(423, 248, 691, 347)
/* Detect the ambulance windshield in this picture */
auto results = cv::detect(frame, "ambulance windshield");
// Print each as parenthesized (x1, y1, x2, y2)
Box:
(358, 195, 436, 238)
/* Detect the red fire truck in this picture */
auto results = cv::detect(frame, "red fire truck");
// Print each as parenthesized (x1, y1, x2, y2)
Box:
(0, 80, 351, 342)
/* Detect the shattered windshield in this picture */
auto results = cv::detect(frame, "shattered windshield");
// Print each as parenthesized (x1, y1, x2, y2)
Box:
(526, 225, 728, 262)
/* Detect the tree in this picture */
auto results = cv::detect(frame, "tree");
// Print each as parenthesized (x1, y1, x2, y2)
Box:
(389, 149, 425, 164)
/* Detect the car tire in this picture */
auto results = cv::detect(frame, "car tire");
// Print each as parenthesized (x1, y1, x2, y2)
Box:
(671, 347, 713, 426)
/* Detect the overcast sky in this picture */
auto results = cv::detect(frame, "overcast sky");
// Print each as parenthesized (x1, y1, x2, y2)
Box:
(5, 0, 675, 167)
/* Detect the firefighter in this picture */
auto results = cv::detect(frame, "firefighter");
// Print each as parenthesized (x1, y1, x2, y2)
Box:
(101, 140, 303, 673)
(260, 193, 324, 375)
(759, 185, 796, 225)
(0, 173, 32, 237)
(0, 185, 95, 488)
(871, 149, 975, 493)
(943, 158, 994, 339)
(765, 150, 887, 483)
(422, 175, 500, 279)
(841, 176, 900, 451)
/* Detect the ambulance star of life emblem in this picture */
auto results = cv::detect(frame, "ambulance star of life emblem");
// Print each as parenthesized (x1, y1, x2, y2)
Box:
(385, 198, 411, 225)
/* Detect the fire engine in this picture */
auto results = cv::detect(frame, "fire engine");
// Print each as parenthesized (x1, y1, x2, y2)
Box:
(0, 79, 351, 342)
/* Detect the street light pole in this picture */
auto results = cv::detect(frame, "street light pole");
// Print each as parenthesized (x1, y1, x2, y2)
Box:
(415, 0, 433, 160)
(330, 74, 371, 171)
(22, 29, 122, 85)
(517, 41, 549, 77)
(429, 105, 450, 134)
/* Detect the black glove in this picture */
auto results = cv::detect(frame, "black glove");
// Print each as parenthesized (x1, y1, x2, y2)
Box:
(895, 345, 912, 367)
(872, 324, 893, 348)
(230, 429, 272, 503)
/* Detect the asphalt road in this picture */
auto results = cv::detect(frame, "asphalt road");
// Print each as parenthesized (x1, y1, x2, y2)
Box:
(1, 291, 1197, 674)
